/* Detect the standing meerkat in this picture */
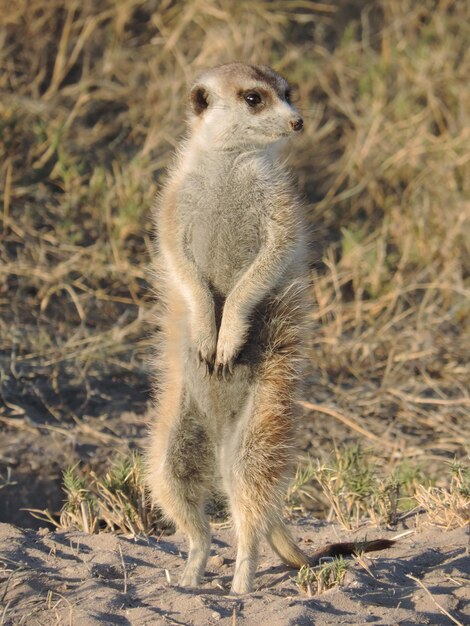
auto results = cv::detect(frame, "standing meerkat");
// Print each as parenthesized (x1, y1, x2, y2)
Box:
(146, 63, 392, 595)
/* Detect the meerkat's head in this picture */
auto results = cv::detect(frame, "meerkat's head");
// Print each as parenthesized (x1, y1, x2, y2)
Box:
(187, 63, 303, 150)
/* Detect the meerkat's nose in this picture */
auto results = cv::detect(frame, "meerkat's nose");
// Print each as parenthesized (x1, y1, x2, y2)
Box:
(289, 117, 304, 132)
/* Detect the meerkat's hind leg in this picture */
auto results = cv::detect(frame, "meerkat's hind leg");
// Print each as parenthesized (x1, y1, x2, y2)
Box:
(231, 533, 260, 595)
(173, 411, 213, 588)
(226, 375, 299, 593)
(178, 504, 211, 587)
(149, 394, 214, 588)
(229, 506, 309, 594)
(221, 396, 262, 594)
(229, 501, 263, 595)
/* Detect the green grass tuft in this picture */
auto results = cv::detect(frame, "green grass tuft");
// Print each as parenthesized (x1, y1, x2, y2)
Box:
(296, 556, 350, 596)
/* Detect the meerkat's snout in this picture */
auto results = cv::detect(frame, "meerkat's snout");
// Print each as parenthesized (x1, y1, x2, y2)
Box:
(289, 117, 304, 132)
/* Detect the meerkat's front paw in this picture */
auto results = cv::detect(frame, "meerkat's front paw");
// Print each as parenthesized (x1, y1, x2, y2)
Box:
(215, 317, 247, 380)
(194, 325, 217, 375)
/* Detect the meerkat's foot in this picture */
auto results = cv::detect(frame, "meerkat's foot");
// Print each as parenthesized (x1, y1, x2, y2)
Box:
(229, 587, 245, 596)
(229, 552, 257, 595)
(180, 567, 203, 588)
(229, 580, 253, 595)
(179, 529, 211, 588)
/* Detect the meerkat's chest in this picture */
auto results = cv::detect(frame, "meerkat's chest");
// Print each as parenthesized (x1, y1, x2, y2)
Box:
(180, 174, 266, 290)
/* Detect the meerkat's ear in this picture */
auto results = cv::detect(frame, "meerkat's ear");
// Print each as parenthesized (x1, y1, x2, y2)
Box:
(189, 84, 210, 116)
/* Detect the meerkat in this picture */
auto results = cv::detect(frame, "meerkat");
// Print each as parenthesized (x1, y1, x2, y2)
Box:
(146, 63, 393, 595)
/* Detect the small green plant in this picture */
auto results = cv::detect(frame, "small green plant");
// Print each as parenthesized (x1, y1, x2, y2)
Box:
(312, 445, 400, 529)
(60, 463, 96, 533)
(296, 557, 350, 596)
(28, 452, 162, 536)
(286, 459, 317, 510)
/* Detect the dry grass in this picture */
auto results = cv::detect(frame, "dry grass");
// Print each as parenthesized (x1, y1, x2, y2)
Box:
(295, 446, 404, 528)
(288, 446, 470, 530)
(413, 459, 470, 529)
(28, 452, 162, 535)
(29, 448, 469, 535)
(0, 0, 469, 520)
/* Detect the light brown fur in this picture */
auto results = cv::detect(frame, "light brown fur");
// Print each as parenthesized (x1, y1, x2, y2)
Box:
(145, 63, 392, 594)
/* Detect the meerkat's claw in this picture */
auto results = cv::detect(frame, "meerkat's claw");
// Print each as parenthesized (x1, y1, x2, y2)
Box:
(194, 323, 217, 374)
(215, 359, 235, 380)
(197, 351, 205, 371)
(225, 361, 234, 379)
(198, 351, 215, 377)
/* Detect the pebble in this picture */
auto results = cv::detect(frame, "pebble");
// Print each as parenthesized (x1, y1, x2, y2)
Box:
(208, 554, 226, 569)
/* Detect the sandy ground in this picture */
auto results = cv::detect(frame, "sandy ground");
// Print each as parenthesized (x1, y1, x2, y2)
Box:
(1, 368, 469, 624)
(1, 517, 468, 625)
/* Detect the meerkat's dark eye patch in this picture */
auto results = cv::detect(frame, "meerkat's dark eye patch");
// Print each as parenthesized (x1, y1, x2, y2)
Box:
(243, 92, 262, 107)
(190, 85, 209, 116)
(285, 89, 292, 104)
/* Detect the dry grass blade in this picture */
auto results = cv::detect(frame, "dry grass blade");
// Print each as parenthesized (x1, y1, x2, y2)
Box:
(406, 574, 464, 626)
(299, 400, 390, 446)
(118, 545, 128, 595)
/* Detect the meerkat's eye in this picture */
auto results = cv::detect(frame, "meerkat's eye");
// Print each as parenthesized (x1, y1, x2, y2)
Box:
(244, 92, 262, 107)
(285, 89, 292, 104)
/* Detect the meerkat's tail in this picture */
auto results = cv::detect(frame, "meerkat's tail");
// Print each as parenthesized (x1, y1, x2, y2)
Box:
(267, 521, 311, 569)
(308, 538, 395, 565)
(268, 521, 395, 569)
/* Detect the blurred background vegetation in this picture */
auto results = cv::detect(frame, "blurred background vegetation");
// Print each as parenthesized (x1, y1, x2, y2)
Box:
(0, 0, 469, 526)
